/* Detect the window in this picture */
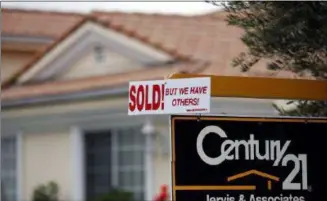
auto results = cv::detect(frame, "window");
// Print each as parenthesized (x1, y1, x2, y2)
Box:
(1, 136, 17, 201)
(94, 45, 105, 63)
(85, 126, 145, 201)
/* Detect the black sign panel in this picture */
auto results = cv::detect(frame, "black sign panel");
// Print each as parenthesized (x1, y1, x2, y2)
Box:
(170, 115, 327, 201)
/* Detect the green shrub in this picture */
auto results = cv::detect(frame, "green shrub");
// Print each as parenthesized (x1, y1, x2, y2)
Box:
(92, 189, 133, 201)
(32, 181, 59, 201)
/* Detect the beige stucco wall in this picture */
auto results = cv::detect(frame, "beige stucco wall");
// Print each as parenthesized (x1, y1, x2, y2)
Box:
(153, 125, 171, 197)
(59, 48, 143, 80)
(22, 130, 72, 201)
(1, 50, 35, 81)
(154, 154, 171, 195)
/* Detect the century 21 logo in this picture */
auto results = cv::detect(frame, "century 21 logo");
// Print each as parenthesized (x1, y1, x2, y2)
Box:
(196, 125, 308, 190)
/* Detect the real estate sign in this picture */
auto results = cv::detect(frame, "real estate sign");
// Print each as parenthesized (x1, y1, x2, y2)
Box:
(128, 77, 211, 115)
(170, 115, 327, 201)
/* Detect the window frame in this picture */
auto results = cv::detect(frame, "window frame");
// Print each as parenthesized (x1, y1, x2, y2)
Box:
(84, 125, 146, 201)
(1, 134, 19, 201)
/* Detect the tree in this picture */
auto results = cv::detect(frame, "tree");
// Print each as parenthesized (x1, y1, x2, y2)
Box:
(221, 1, 327, 117)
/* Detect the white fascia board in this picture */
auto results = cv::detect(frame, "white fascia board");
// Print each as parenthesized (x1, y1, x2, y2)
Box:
(1, 35, 53, 44)
(18, 22, 92, 83)
(17, 21, 173, 84)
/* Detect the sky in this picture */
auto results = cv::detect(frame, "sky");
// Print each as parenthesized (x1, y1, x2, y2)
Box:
(2, 2, 221, 15)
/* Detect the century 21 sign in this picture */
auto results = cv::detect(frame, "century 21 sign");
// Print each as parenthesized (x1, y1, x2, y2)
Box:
(171, 116, 327, 201)
(196, 125, 308, 190)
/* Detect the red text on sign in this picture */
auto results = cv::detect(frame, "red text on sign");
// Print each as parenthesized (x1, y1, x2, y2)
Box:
(190, 86, 208, 94)
(129, 84, 165, 112)
(165, 86, 207, 96)
(172, 98, 199, 106)
(179, 87, 189, 95)
(165, 88, 178, 96)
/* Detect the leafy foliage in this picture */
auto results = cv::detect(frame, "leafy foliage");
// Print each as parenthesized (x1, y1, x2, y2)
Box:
(221, 1, 327, 116)
(273, 100, 327, 117)
(92, 189, 133, 201)
(32, 181, 59, 201)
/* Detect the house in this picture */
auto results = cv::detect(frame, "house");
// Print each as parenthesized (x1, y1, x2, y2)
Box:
(1, 8, 292, 201)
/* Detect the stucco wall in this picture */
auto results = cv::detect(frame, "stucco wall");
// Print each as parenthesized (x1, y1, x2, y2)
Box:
(1, 51, 35, 81)
(154, 153, 171, 196)
(22, 130, 72, 201)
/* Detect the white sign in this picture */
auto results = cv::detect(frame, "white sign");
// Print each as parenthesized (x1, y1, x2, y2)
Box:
(128, 77, 211, 115)
(164, 77, 211, 114)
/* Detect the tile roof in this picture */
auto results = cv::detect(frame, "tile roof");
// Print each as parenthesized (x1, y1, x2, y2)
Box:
(1, 16, 92, 88)
(1, 15, 193, 89)
(2, 8, 303, 102)
(1, 61, 208, 101)
(2, 8, 300, 79)
(92, 10, 296, 77)
(1, 8, 86, 38)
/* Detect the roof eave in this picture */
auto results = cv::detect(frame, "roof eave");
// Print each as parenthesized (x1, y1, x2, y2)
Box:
(2, 85, 128, 109)
(1, 34, 54, 44)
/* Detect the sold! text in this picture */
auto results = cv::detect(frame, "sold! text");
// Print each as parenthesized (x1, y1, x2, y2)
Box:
(128, 77, 211, 115)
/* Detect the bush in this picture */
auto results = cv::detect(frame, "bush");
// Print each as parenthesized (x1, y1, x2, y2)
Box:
(32, 181, 59, 201)
(92, 189, 133, 201)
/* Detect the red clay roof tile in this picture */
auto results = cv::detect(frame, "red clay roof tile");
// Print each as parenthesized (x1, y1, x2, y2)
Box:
(91, 10, 300, 78)
(2, 14, 196, 89)
(2, 17, 93, 88)
(2, 8, 86, 38)
(2, 8, 305, 101)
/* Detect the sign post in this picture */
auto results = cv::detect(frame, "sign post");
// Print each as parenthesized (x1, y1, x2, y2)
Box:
(170, 115, 327, 201)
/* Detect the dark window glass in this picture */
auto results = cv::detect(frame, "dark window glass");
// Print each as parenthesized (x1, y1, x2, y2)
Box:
(85, 132, 112, 200)
(84, 127, 145, 201)
(1, 136, 17, 201)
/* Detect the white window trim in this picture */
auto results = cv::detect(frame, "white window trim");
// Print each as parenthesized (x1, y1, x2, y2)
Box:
(142, 119, 156, 201)
(16, 131, 23, 201)
(144, 133, 155, 201)
(70, 127, 85, 201)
